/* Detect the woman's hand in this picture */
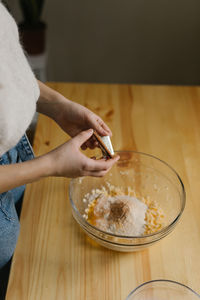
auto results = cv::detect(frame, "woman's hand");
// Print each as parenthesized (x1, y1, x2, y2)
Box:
(37, 81, 112, 149)
(54, 94, 111, 138)
(55, 99, 111, 150)
(0, 129, 119, 194)
(0, 84, 119, 194)
(45, 129, 119, 178)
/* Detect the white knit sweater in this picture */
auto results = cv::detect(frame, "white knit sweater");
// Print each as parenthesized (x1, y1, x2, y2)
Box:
(0, 2, 40, 156)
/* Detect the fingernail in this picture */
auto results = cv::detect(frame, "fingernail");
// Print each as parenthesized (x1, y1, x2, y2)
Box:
(88, 129, 94, 134)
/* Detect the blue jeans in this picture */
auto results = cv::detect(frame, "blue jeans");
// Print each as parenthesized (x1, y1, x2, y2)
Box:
(0, 134, 34, 269)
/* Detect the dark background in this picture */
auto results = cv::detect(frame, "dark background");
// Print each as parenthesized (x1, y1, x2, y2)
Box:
(6, 0, 200, 85)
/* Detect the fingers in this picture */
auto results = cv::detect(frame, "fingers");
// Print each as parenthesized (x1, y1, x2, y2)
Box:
(86, 170, 109, 177)
(74, 129, 94, 147)
(98, 119, 112, 137)
(72, 127, 118, 178)
(81, 119, 112, 150)
(84, 156, 119, 177)
(89, 115, 112, 137)
(83, 155, 120, 172)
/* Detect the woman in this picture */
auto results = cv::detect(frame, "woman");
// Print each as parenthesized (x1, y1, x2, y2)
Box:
(0, 2, 119, 272)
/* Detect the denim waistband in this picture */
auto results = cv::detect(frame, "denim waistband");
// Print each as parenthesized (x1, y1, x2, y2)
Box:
(15, 134, 34, 162)
(0, 133, 34, 203)
(0, 134, 34, 166)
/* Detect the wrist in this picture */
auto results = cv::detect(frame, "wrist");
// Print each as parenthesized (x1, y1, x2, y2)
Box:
(0, 154, 54, 193)
(36, 81, 69, 121)
(37, 153, 55, 177)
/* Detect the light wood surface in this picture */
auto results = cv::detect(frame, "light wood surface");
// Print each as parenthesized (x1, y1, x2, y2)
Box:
(6, 83, 200, 299)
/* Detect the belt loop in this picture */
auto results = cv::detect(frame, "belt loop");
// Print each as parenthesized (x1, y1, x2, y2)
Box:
(16, 134, 34, 162)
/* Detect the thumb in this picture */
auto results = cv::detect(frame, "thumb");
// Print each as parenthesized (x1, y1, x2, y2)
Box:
(74, 129, 94, 147)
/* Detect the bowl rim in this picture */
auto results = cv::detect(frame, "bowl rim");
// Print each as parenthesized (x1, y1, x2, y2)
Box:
(69, 150, 186, 240)
(125, 279, 200, 299)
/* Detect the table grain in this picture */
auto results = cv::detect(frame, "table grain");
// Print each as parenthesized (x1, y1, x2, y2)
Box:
(6, 83, 200, 299)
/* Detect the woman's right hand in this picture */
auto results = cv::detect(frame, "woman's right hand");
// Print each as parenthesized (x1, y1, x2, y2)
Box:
(45, 129, 119, 178)
(0, 129, 119, 194)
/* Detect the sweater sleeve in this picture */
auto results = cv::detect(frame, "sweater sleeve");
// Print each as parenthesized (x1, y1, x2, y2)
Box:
(0, 3, 40, 156)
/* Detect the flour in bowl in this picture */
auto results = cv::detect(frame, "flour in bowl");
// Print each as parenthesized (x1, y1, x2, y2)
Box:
(82, 184, 165, 236)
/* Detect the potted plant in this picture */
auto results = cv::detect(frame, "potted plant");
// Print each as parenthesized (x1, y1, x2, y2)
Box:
(19, 0, 46, 55)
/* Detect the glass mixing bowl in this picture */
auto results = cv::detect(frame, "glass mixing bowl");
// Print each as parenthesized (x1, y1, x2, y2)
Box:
(69, 151, 186, 251)
(126, 279, 200, 299)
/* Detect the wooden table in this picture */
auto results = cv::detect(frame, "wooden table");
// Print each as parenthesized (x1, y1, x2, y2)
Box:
(6, 83, 200, 299)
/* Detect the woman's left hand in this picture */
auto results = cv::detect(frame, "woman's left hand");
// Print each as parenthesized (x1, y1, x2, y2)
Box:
(37, 81, 112, 149)
(55, 99, 112, 149)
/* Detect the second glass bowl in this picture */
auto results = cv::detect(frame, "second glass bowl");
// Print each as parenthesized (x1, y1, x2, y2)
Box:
(126, 279, 200, 299)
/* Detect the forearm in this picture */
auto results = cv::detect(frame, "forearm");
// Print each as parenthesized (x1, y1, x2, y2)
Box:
(36, 80, 69, 122)
(0, 155, 52, 194)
